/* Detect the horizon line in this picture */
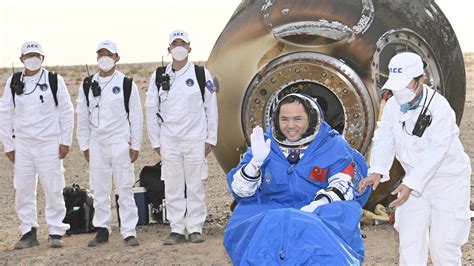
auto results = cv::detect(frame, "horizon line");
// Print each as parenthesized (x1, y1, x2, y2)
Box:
(1, 52, 473, 69)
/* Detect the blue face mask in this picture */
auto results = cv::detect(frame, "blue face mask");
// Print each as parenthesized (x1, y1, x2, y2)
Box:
(400, 89, 423, 113)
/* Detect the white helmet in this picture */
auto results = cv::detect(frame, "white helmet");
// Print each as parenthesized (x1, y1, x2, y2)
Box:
(271, 93, 324, 147)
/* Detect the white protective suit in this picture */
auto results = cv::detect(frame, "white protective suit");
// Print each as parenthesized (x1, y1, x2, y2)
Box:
(0, 68, 74, 236)
(146, 62, 218, 235)
(76, 70, 143, 239)
(369, 85, 471, 265)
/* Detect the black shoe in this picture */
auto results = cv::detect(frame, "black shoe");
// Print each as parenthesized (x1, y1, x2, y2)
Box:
(188, 232, 204, 243)
(87, 228, 109, 247)
(124, 236, 140, 247)
(14, 227, 40, 250)
(163, 232, 186, 245)
(49, 235, 63, 248)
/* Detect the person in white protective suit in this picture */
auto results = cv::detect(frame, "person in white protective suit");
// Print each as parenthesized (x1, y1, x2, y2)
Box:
(146, 30, 218, 245)
(76, 40, 142, 247)
(0, 41, 74, 249)
(359, 52, 472, 265)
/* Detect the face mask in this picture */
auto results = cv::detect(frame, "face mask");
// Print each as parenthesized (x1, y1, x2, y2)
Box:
(392, 88, 416, 105)
(97, 56, 116, 72)
(23, 57, 42, 71)
(170, 46, 189, 61)
(400, 88, 424, 113)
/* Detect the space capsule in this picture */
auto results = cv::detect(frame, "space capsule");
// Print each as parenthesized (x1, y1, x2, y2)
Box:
(207, 0, 466, 209)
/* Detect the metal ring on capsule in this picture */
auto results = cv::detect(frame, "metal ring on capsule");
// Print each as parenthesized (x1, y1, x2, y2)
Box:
(372, 28, 442, 97)
(242, 51, 375, 153)
(261, 0, 375, 47)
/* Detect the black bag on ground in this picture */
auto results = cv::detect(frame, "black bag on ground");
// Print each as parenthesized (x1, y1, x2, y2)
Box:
(139, 162, 167, 223)
(62, 183, 96, 234)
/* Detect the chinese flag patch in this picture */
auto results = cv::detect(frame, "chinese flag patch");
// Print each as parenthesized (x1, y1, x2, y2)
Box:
(309, 166, 328, 182)
(341, 163, 354, 177)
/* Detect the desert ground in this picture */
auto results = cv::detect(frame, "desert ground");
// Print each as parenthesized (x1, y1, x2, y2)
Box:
(0, 55, 472, 265)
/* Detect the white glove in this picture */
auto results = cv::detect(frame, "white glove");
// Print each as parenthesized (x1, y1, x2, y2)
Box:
(300, 198, 329, 213)
(249, 126, 271, 167)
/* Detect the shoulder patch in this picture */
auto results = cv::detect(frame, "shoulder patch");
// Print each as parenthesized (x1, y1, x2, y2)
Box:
(341, 164, 354, 177)
(205, 80, 216, 93)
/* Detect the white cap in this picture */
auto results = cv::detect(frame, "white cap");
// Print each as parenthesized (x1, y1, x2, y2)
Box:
(169, 30, 190, 45)
(96, 40, 118, 54)
(382, 52, 424, 91)
(21, 41, 43, 56)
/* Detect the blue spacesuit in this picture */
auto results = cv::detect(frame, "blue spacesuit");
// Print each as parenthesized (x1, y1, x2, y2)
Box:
(224, 93, 370, 265)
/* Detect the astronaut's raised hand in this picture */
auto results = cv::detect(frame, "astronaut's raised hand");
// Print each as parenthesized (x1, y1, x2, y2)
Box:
(249, 126, 271, 167)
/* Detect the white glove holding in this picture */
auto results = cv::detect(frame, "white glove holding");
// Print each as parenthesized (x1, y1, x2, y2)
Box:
(300, 198, 329, 213)
(249, 126, 271, 167)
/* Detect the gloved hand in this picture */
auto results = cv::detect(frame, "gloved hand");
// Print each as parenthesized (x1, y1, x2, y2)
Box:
(249, 126, 271, 167)
(300, 198, 329, 213)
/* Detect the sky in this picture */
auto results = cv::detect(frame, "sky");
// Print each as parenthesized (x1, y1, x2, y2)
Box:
(0, 0, 472, 68)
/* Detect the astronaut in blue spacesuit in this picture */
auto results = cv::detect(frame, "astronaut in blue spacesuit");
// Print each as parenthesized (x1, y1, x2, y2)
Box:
(224, 93, 370, 265)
